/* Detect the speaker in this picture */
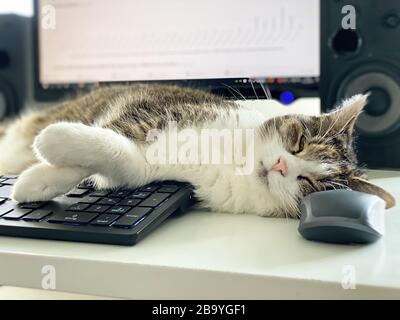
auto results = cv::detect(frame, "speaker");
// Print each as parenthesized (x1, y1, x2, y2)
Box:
(0, 14, 32, 120)
(320, 0, 400, 169)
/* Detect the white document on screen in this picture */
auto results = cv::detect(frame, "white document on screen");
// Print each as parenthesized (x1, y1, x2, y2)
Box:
(39, 0, 320, 84)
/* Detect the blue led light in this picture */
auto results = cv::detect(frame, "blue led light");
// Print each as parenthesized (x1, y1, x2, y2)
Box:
(279, 91, 295, 105)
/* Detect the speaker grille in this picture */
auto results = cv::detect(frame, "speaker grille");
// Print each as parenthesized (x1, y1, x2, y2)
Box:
(320, 0, 400, 168)
(336, 64, 400, 136)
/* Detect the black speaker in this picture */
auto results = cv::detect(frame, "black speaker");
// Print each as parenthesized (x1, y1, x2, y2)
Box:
(0, 14, 32, 120)
(320, 0, 400, 169)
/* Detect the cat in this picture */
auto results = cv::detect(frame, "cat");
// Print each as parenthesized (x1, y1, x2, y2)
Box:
(0, 84, 395, 218)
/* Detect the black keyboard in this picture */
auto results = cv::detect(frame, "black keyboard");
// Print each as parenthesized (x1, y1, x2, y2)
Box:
(0, 175, 195, 245)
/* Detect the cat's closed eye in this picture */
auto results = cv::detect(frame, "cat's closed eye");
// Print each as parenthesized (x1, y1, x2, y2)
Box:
(292, 134, 306, 155)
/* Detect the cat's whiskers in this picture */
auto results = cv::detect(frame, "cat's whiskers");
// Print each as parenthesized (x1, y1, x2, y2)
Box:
(318, 113, 341, 142)
(323, 128, 349, 142)
(221, 83, 246, 100)
(322, 135, 338, 144)
(335, 178, 349, 184)
(260, 82, 272, 99)
(302, 122, 312, 139)
(335, 114, 359, 135)
(291, 197, 302, 219)
(226, 88, 239, 100)
(285, 209, 291, 220)
(249, 79, 259, 100)
(325, 182, 337, 190)
(316, 118, 324, 142)
(280, 195, 298, 220)
(329, 181, 350, 189)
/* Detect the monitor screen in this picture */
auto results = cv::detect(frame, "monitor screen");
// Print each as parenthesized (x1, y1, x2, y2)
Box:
(36, 0, 320, 97)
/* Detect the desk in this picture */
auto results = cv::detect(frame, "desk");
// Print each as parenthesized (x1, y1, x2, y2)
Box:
(1, 99, 400, 299)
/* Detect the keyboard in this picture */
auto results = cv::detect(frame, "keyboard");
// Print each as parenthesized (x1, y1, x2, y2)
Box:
(0, 175, 195, 245)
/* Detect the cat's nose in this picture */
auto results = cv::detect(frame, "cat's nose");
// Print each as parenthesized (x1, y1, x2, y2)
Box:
(271, 157, 288, 177)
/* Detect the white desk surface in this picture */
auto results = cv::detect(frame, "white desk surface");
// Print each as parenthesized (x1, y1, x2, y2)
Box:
(1, 99, 400, 299)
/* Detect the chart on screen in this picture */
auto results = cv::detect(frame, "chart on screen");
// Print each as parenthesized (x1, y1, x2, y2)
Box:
(39, 0, 320, 84)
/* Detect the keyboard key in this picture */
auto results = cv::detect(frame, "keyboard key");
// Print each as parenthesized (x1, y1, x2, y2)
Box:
(23, 210, 52, 222)
(90, 190, 111, 197)
(129, 191, 151, 199)
(66, 203, 90, 211)
(127, 207, 152, 216)
(90, 214, 119, 226)
(48, 212, 98, 224)
(97, 197, 120, 206)
(158, 185, 179, 193)
(85, 204, 110, 213)
(0, 179, 6, 183)
(113, 207, 152, 228)
(0, 198, 6, 205)
(19, 201, 47, 209)
(0, 185, 12, 199)
(2, 175, 18, 179)
(139, 193, 170, 207)
(77, 180, 94, 189)
(139, 184, 159, 192)
(3, 208, 32, 220)
(0, 201, 15, 217)
(78, 196, 100, 204)
(66, 188, 89, 197)
(113, 215, 148, 228)
(119, 187, 137, 192)
(106, 205, 131, 215)
(119, 198, 141, 207)
(109, 190, 132, 198)
(1, 179, 16, 186)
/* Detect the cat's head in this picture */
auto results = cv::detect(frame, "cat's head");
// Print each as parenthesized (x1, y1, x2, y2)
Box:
(256, 94, 395, 217)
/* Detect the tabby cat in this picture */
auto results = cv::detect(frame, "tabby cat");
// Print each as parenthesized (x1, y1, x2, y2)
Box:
(0, 84, 394, 217)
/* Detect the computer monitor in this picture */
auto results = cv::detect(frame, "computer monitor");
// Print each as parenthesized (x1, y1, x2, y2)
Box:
(34, 0, 320, 101)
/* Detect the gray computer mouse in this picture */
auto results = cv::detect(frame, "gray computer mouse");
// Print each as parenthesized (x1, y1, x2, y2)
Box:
(298, 189, 385, 244)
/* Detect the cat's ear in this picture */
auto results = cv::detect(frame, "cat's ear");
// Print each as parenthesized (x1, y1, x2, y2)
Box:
(348, 176, 396, 209)
(324, 94, 369, 135)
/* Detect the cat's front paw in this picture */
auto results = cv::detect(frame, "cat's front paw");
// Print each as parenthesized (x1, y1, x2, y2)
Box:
(33, 122, 90, 167)
(12, 169, 60, 203)
(11, 163, 89, 203)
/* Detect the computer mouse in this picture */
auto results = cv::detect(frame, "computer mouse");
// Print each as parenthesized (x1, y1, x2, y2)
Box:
(298, 189, 385, 244)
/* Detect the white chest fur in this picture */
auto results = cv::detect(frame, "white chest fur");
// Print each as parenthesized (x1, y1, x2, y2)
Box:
(141, 107, 285, 216)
